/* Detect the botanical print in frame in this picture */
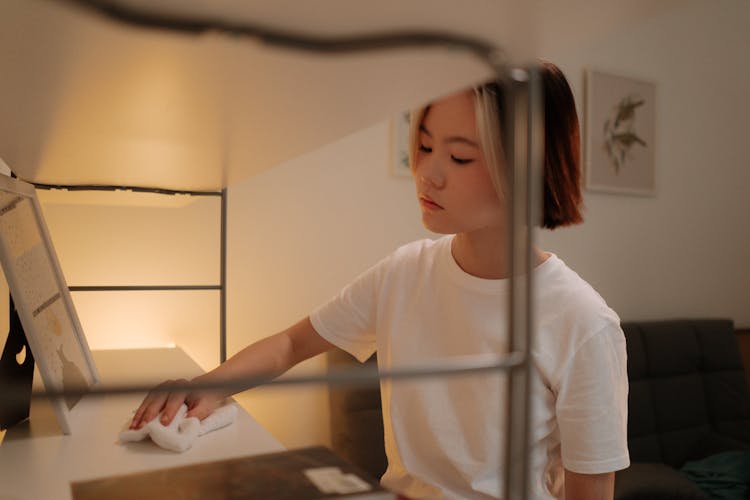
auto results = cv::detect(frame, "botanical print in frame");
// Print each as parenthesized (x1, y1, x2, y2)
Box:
(390, 111, 412, 178)
(585, 69, 656, 195)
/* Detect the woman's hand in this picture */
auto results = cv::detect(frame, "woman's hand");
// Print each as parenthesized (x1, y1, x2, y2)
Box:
(128, 316, 333, 430)
(129, 376, 224, 429)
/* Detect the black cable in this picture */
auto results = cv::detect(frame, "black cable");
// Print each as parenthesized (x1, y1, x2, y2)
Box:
(52, 0, 504, 64)
(31, 181, 221, 197)
(27, 0, 506, 196)
(8, 0, 515, 403)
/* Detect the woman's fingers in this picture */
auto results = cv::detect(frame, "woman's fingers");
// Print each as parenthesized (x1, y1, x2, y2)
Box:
(159, 379, 190, 425)
(131, 391, 161, 429)
(130, 380, 175, 429)
(129, 379, 220, 429)
(131, 393, 167, 429)
(130, 395, 151, 429)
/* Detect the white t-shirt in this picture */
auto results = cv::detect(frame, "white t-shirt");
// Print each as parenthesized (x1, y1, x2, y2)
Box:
(310, 236, 629, 499)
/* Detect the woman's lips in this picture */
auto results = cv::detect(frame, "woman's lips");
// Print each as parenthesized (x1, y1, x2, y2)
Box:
(419, 196, 444, 210)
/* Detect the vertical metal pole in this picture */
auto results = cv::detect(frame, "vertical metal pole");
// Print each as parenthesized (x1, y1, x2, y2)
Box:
(220, 188, 227, 363)
(504, 68, 530, 500)
(503, 65, 543, 500)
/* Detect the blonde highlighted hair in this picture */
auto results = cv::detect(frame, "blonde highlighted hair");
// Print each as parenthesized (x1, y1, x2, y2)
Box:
(408, 85, 506, 201)
(408, 61, 584, 230)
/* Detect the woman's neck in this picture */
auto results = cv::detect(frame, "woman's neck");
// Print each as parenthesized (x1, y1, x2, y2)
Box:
(451, 228, 548, 280)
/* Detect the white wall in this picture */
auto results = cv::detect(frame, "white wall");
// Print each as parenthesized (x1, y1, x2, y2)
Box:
(534, 0, 750, 326)
(39, 194, 222, 372)
(5, 0, 747, 448)
(226, 120, 430, 447)
(225, 0, 750, 448)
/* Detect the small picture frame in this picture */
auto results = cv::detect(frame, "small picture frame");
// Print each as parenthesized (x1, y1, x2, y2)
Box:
(389, 111, 412, 178)
(584, 69, 656, 196)
(0, 174, 99, 434)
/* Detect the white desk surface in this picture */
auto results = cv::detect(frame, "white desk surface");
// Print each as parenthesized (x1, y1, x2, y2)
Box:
(0, 347, 285, 500)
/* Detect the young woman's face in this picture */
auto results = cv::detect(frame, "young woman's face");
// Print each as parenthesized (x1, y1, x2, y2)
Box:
(414, 90, 504, 235)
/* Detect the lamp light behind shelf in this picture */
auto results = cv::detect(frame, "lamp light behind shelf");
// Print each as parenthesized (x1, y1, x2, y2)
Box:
(9, 2, 540, 495)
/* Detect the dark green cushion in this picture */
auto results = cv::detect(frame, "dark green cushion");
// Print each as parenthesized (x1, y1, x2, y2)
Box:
(681, 451, 750, 500)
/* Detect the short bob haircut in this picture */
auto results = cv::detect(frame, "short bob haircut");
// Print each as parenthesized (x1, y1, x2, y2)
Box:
(408, 60, 583, 230)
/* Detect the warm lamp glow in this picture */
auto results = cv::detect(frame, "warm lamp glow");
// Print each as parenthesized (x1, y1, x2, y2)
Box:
(37, 42, 221, 187)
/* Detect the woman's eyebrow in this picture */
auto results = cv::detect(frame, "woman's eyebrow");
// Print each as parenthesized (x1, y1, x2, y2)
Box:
(419, 124, 479, 148)
(445, 136, 479, 148)
(419, 124, 433, 137)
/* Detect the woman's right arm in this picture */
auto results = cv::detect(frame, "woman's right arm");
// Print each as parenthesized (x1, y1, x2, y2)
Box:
(129, 316, 334, 429)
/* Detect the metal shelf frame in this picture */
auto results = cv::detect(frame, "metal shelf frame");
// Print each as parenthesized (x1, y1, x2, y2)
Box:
(30, 182, 229, 364)
(22, 1, 546, 497)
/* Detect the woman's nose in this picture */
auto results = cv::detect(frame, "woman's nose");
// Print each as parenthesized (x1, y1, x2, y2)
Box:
(416, 157, 445, 189)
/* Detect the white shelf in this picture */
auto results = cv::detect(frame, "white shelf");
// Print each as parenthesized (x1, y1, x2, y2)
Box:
(0, 1, 536, 191)
(0, 347, 285, 500)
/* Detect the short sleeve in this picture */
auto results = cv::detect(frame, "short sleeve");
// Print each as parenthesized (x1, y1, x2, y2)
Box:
(555, 324, 631, 474)
(309, 257, 388, 362)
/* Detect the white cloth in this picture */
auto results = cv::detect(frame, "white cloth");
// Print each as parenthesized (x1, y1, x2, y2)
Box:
(310, 235, 629, 500)
(119, 403, 237, 453)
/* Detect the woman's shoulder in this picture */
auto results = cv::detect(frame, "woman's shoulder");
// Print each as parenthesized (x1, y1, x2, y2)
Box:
(536, 254, 622, 345)
(367, 236, 451, 289)
(533, 255, 624, 387)
(388, 235, 450, 264)
(394, 235, 449, 253)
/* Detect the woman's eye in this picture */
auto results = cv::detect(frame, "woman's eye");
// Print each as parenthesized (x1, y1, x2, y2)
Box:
(452, 156, 474, 165)
(418, 144, 432, 153)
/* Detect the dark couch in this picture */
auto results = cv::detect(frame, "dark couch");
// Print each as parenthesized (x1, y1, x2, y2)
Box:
(327, 319, 750, 498)
(616, 319, 750, 499)
(328, 348, 388, 480)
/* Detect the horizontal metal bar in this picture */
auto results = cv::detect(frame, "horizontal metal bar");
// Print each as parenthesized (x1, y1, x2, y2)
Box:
(30, 181, 222, 197)
(17, 351, 526, 402)
(69, 285, 221, 292)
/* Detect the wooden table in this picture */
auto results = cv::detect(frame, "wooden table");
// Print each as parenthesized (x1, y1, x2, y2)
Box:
(0, 347, 285, 499)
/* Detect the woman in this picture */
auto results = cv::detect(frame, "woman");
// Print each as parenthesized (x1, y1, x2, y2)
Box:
(131, 61, 629, 500)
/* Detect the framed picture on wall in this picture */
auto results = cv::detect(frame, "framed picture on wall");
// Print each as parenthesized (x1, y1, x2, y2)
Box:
(584, 69, 656, 196)
(389, 111, 412, 178)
